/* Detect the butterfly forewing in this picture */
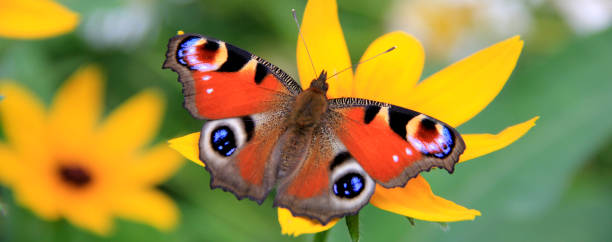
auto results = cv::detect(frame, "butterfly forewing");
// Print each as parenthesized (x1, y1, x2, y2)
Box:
(329, 97, 465, 188)
(162, 34, 302, 120)
(163, 34, 303, 203)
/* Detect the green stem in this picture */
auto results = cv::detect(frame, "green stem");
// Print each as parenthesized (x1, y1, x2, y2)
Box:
(346, 214, 360, 242)
(406, 216, 416, 226)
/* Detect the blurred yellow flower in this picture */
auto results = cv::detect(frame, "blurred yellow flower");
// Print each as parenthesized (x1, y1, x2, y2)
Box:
(0, 65, 183, 235)
(0, 0, 79, 39)
(389, 0, 531, 60)
(168, 0, 538, 236)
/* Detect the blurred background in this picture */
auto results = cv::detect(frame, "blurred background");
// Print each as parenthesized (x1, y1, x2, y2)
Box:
(1, 0, 611, 241)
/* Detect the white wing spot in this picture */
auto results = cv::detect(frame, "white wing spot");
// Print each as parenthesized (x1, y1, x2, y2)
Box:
(405, 147, 413, 156)
(206, 88, 214, 94)
(392, 155, 399, 163)
(202, 75, 211, 81)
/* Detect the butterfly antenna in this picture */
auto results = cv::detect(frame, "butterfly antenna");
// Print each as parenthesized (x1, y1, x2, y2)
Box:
(326, 46, 397, 81)
(292, 9, 317, 78)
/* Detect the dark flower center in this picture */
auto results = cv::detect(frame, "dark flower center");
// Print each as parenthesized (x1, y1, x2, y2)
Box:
(58, 164, 92, 188)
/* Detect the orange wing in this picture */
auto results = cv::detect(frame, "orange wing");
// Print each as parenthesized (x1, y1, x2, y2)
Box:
(330, 98, 465, 188)
(274, 132, 375, 224)
(198, 112, 286, 204)
(163, 34, 302, 120)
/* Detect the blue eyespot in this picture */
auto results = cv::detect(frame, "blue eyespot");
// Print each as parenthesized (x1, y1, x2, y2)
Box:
(210, 126, 236, 157)
(176, 36, 201, 65)
(409, 123, 454, 158)
(433, 126, 453, 158)
(333, 173, 365, 199)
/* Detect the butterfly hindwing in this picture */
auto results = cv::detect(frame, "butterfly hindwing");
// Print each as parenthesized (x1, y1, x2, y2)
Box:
(163, 34, 302, 120)
(329, 97, 465, 188)
(273, 125, 375, 224)
(199, 111, 290, 203)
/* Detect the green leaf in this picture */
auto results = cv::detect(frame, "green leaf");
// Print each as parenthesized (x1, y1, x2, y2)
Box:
(346, 214, 360, 242)
(0, 201, 5, 216)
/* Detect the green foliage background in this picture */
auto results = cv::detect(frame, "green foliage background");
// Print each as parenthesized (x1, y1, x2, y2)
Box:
(1, 0, 611, 241)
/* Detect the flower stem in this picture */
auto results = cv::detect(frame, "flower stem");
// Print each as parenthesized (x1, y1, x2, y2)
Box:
(313, 229, 329, 242)
(406, 216, 416, 226)
(346, 214, 359, 242)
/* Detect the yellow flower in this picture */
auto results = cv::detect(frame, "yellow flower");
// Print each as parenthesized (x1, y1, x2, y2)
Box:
(168, 0, 538, 236)
(0, 0, 79, 39)
(0, 65, 183, 235)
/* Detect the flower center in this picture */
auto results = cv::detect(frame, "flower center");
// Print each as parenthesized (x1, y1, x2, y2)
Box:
(58, 164, 92, 188)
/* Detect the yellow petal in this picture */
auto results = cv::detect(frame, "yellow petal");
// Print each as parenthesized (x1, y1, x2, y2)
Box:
(298, 0, 353, 97)
(97, 89, 164, 155)
(0, 143, 20, 185)
(277, 208, 338, 236)
(49, 65, 103, 148)
(113, 190, 179, 231)
(128, 143, 184, 185)
(13, 170, 61, 221)
(401, 36, 524, 127)
(370, 175, 481, 222)
(460, 116, 539, 163)
(64, 200, 113, 236)
(0, 0, 79, 39)
(353, 31, 424, 104)
(0, 82, 47, 157)
(168, 132, 203, 167)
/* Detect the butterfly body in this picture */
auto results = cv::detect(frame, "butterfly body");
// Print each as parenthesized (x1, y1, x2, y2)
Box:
(163, 34, 465, 224)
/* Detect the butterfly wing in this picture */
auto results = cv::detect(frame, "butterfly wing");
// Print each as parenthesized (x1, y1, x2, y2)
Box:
(273, 120, 375, 224)
(163, 33, 302, 120)
(164, 34, 302, 203)
(329, 97, 465, 188)
(198, 110, 291, 203)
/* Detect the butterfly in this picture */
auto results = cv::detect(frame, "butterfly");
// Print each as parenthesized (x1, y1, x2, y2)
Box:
(162, 33, 465, 224)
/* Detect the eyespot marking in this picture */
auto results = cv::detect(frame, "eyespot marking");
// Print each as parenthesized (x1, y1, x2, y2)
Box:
(203, 40, 219, 51)
(210, 126, 237, 157)
(332, 173, 365, 199)
(176, 36, 202, 66)
(241, 116, 255, 141)
(330, 152, 351, 170)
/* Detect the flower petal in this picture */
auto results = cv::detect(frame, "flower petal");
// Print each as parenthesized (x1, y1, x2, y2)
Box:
(0, 0, 79, 39)
(49, 65, 103, 149)
(298, 0, 352, 97)
(113, 190, 179, 231)
(0, 143, 20, 185)
(370, 175, 481, 222)
(168, 132, 203, 167)
(277, 208, 338, 237)
(64, 199, 113, 235)
(353, 31, 424, 104)
(460, 116, 539, 163)
(13, 168, 61, 220)
(0, 82, 47, 157)
(128, 143, 184, 186)
(97, 89, 164, 155)
(401, 36, 524, 127)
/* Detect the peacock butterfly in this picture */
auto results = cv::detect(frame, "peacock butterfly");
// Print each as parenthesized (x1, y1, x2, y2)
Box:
(162, 34, 465, 224)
